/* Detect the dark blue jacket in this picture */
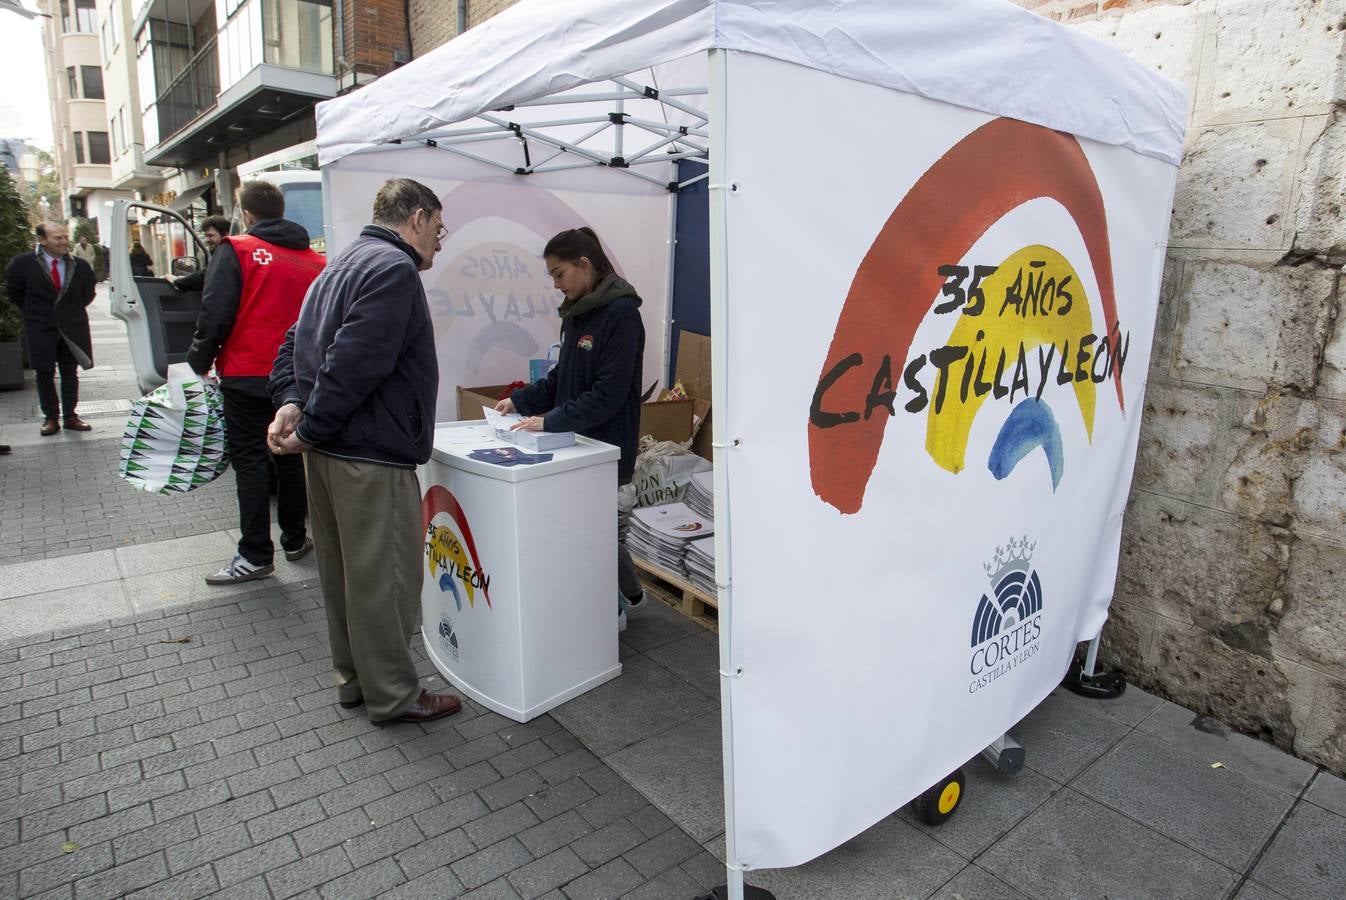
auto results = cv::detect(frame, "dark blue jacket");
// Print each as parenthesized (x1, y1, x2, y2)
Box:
(510, 273, 644, 482)
(269, 225, 438, 468)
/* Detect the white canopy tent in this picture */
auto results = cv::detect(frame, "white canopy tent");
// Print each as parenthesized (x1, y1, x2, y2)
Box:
(315, 2, 1186, 896)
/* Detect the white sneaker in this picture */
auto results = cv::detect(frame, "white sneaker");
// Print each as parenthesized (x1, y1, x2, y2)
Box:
(619, 588, 647, 616)
(205, 555, 274, 585)
(618, 610, 628, 633)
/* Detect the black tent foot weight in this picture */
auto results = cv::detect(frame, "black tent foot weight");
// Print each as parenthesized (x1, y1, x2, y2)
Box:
(693, 886, 777, 900)
(1063, 658, 1126, 699)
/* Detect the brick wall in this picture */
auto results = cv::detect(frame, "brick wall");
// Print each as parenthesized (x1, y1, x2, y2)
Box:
(344, 0, 411, 79)
(410, 0, 522, 57)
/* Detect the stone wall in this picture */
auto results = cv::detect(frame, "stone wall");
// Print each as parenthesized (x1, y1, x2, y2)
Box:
(1021, 0, 1346, 773)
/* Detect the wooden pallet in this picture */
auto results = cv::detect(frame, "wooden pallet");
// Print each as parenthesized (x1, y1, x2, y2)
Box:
(632, 556, 718, 632)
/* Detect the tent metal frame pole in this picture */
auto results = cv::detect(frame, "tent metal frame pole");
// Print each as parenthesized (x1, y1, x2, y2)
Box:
(623, 115, 709, 138)
(479, 114, 611, 167)
(662, 170, 678, 393)
(679, 171, 709, 189)
(415, 122, 514, 140)
(526, 121, 614, 171)
(1082, 634, 1101, 678)
(706, 46, 746, 900)
(426, 141, 521, 174)
(423, 130, 516, 147)
(507, 86, 708, 107)
(625, 131, 703, 164)
(612, 75, 708, 120)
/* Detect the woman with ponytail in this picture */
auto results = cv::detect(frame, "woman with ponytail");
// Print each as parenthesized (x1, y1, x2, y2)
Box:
(496, 227, 647, 630)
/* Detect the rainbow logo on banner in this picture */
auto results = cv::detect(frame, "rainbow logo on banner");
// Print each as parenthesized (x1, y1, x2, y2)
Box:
(422, 485, 492, 610)
(808, 117, 1131, 514)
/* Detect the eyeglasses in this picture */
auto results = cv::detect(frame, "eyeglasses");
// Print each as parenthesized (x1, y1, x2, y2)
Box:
(419, 209, 447, 241)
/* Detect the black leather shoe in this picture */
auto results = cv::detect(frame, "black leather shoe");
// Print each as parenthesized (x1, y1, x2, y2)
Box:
(372, 690, 462, 726)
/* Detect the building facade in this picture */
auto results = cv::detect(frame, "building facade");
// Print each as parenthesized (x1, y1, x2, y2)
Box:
(39, 0, 133, 239)
(98, 0, 165, 203)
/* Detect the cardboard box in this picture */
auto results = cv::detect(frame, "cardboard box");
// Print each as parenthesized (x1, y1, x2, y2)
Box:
(457, 384, 515, 421)
(639, 398, 694, 443)
(675, 331, 713, 461)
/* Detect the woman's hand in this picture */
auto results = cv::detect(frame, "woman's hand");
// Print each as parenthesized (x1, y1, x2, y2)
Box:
(494, 397, 516, 414)
(510, 416, 545, 432)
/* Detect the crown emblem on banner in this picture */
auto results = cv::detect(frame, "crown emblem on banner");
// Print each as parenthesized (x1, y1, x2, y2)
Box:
(984, 536, 1035, 583)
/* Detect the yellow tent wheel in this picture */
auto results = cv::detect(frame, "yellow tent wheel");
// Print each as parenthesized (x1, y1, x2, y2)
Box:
(938, 781, 961, 815)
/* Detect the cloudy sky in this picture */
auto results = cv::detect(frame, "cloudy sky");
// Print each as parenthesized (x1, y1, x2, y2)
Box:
(0, 4, 55, 150)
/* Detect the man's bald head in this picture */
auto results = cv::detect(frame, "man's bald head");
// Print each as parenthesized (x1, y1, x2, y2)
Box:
(36, 222, 69, 257)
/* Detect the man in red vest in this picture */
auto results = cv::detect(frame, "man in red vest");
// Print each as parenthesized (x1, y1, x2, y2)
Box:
(188, 180, 326, 585)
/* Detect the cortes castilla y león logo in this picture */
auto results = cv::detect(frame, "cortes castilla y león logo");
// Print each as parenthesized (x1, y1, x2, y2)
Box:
(968, 536, 1043, 693)
(438, 615, 460, 661)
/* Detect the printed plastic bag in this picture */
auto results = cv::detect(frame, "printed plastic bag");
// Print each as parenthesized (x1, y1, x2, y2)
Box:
(630, 437, 712, 508)
(118, 363, 229, 494)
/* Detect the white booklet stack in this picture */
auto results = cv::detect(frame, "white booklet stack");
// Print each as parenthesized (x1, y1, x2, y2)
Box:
(683, 535, 715, 596)
(627, 502, 714, 574)
(683, 470, 714, 520)
(484, 405, 575, 451)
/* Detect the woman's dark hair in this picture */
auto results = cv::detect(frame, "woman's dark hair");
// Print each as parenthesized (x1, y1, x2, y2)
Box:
(543, 227, 613, 278)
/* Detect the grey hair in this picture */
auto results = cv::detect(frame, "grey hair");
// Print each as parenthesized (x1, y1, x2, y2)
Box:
(371, 178, 442, 227)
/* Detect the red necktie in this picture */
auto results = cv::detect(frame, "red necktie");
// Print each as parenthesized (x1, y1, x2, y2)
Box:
(50, 258, 61, 292)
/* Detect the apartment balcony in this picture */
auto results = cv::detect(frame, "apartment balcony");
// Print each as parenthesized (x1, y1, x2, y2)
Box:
(144, 0, 336, 168)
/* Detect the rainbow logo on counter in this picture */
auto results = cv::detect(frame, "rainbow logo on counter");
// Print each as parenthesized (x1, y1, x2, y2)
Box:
(422, 485, 492, 610)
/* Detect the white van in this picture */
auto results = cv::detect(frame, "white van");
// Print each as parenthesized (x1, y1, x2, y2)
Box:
(110, 170, 325, 394)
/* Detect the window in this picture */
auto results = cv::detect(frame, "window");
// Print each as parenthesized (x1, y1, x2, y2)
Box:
(65, 0, 96, 33)
(110, 115, 120, 157)
(109, 8, 120, 50)
(101, 21, 110, 60)
(118, 107, 129, 156)
(87, 132, 110, 165)
(74, 0, 97, 33)
(81, 66, 104, 100)
(66, 66, 79, 99)
(73, 132, 85, 164)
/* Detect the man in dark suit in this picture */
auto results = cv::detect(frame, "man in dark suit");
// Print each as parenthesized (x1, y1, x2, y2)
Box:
(4, 222, 96, 436)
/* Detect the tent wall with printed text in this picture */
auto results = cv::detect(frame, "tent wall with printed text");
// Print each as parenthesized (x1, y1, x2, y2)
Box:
(314, 0, 1187, 874)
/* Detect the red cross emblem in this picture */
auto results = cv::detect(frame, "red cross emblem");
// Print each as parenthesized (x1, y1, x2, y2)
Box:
(252, 248, 273, 265)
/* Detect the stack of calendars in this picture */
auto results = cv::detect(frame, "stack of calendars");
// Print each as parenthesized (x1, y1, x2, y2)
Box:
(627, 502, 714, 574)
(683, 536, 715, 596)
(683, 470, 714, 521)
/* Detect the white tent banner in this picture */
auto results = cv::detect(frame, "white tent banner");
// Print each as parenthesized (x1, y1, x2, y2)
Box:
(315, 0, 1185, 169)
(324, 147, 674, 421)
(719, 51, 1178, 868)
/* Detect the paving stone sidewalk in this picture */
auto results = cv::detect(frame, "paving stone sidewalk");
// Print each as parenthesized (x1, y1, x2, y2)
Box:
(0, 288, 240, 566)
(1, 585, 728, 900)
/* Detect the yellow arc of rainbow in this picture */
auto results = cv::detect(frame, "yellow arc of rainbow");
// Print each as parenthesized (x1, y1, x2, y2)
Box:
(927, 245, 1096, 474)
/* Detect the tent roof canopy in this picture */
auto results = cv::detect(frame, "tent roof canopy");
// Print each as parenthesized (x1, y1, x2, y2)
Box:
(315, 0, 1188, 169)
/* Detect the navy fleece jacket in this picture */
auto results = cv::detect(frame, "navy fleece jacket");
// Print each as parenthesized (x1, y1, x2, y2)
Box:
(510, 272, 645, 482)
(269, 225, 438, 468)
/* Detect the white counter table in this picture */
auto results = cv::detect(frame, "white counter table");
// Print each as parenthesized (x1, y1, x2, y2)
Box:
(417, 421, 622, 722)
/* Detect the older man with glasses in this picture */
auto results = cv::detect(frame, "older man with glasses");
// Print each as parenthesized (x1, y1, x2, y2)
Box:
(267, 178, 461, 727)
